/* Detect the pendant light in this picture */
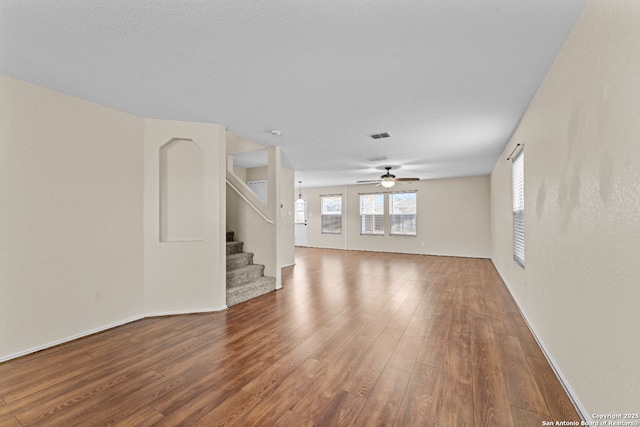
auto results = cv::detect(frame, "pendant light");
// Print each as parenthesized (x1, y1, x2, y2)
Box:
(295, 181, 306, 206)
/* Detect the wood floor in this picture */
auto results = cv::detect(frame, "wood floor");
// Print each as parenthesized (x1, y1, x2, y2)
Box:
(0, 248, 581, 426)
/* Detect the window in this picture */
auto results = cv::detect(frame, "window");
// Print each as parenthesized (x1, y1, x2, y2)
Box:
(390, 192, 417, 236)
(360, 194, 384, 235)
(512, 151, 525, 268)
(294, 198, 306, 224)
(321, 195, 342, 234)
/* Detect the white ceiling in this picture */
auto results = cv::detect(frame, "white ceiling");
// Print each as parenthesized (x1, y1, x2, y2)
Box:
(0, 0, 586, 187)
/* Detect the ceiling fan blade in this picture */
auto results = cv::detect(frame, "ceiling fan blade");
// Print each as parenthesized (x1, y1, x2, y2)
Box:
(395, 177, 420, 181)
(356, 180, 381, 183)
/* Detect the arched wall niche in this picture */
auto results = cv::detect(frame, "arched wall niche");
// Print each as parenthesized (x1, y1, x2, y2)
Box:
(159, 138, 204, 242)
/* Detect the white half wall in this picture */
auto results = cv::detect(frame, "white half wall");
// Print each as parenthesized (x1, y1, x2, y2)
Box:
(490, 0, 640, 419)
(144, 119, 227, 315)
(0, 75, 144, 360)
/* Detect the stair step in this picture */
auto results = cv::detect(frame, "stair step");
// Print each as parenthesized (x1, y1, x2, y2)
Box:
(226, 241, 244, 255)
(227, 276, 276, 307)
(226, 252, 254, 270)
(227, 264, 265, 287)
(224, 229, 275, 306)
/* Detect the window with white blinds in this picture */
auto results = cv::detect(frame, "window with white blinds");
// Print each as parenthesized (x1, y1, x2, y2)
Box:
(321, 195, 342, 234)
(360, 193, 384, 235)
(512, 151, 525, 268)
(390, 192, 417, 236)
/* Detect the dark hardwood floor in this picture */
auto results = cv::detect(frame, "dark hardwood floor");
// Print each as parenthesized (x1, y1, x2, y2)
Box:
(0, 248, 581, 426)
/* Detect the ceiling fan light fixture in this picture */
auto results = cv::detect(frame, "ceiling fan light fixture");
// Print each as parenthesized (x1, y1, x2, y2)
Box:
(381, 177, 396, 188)
(380, 166, 396, 188)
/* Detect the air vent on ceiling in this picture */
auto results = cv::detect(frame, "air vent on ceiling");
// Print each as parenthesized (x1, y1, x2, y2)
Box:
(367, 156, 388, 162)
(370, 132, 391, 139)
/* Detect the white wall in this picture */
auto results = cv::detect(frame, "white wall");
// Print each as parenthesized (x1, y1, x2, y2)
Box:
(0, 75, 144, 360)
(491, 0, 640, 419)
(303, 176, 491, 258)
(144, 119, 227, 315)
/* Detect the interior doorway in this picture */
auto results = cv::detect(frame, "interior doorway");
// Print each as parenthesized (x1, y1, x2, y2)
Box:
(294, 195, 308, 246)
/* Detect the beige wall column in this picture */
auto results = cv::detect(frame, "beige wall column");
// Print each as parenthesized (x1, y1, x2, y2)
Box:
(268, 146, 282, 288)
(144, 119, 227, 314)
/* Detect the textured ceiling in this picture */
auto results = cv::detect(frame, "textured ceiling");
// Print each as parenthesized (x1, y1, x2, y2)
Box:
(0, 0, 586, 187)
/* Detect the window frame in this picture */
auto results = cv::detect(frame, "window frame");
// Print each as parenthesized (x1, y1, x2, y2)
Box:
(389, 191, 417, 237)
(320, 194, 343, 234)
(512, 150, 525, 268)
(359, 193, 385, 236)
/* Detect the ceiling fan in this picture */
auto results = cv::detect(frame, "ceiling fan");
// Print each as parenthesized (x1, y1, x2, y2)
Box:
(357, 167, 419, 188)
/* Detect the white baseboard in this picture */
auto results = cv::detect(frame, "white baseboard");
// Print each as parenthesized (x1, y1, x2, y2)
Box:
(145, 306, 227, 317)
(0, 314, 144, 364)
(1, 305, 229, 364)
(491, 262, 590, 422)
(301, 245, 490, 259)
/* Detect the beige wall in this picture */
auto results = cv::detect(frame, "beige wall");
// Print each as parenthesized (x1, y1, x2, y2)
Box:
(144, 119, 227, 314)
(0, 76, 229, 361)
(246, 166, 268, 182)
(303, 176, 491, 258)
(303, 185, 349, 249)
(0, 75, 144, 360)
(279, 167, 296, 267)
(233, 166, 247, 182)
(491, 0, 640, 419)
(226, 147, 295, 283)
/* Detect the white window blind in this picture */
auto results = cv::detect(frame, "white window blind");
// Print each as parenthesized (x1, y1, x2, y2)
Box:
(512, 151, 525, 268)
(390, 192, 417, 236)
(321, 195, 342, 234)
(360, 194, 384, 235)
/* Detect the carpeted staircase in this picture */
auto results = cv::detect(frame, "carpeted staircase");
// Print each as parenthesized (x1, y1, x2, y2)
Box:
(226, 231, 276, 306)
